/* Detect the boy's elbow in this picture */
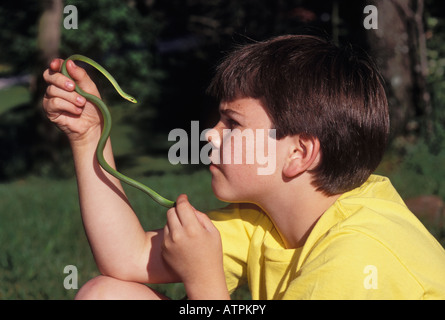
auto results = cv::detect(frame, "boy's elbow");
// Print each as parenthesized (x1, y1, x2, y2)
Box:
(96, 259, 147, 283)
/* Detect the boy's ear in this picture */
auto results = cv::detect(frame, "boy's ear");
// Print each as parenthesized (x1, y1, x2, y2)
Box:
(282, 135, 320, 179)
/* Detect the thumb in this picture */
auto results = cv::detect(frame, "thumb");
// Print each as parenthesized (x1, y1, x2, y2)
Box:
(66, 59, 100, 97)
(66, 60, 89, 82)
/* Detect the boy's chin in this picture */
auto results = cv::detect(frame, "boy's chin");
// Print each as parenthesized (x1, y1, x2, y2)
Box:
(211, 185, 230, 203)
(211, 184, 249, 204)
(211, 182, 235, 202)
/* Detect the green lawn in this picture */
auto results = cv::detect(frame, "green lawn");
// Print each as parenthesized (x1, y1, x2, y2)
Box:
(0, 85, 30, 115)
(0, 170, 227, 299)
(0, 85, 231, 299)
(2, 163, 443, 300)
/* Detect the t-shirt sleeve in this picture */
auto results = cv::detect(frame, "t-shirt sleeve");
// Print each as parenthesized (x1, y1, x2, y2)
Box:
(207, 203, 263, 295)
(285, 230, 424, 300)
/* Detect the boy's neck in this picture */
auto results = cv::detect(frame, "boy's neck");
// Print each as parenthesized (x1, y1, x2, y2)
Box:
(257, 176, 341, 249)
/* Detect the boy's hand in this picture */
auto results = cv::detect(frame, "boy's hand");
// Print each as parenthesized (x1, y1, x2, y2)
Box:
(43, 59, 102, 145)
(162, 194, 230, 300)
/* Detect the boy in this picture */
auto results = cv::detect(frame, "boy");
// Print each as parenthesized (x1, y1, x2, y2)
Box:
(43, 35, 445, 299)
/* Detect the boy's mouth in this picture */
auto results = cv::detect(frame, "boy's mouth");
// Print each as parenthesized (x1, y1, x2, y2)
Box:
(209, 162, 221, 173)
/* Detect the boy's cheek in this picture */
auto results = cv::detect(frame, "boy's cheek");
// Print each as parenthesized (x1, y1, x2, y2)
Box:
(219, 131, 254, 165)
(210, 166, 253, 202)
(209, 167, 236, 201)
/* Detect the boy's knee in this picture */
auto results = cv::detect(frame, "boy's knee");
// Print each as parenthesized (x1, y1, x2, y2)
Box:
(75, 275, 169, 300)
(75, 275, 115, 300)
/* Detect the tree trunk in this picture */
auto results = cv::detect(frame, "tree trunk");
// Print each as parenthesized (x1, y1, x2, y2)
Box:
(366, 0, 431, 138)
(31, 0, 65, 170)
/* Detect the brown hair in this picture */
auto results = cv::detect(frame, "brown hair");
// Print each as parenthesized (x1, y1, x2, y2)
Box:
(207, 35, 390, 195)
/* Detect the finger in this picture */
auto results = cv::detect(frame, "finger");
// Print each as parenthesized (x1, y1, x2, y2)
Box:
(43, 96, 83, 118)
(43, 68, 76, 92)
(49, 58, 64, 72)
(65, 60, 101, 97)
(163, 223, 170, 238)
(175, 194, 200, 227)
(193, 211, 213, 230)
(162, 224, 170, 252)
(166, 207, 182, 233)
(45, 84, 86, 107)
(66, 60, 88, 81)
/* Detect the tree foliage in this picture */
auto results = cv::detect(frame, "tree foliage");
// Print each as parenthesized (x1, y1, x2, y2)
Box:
(1, 0, 445, 180)
(0, 1, 40, 75)
(61, 0, 164, 105)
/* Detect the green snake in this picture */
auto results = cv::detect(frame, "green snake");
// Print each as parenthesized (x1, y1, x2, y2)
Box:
(61, 54, 175, 208)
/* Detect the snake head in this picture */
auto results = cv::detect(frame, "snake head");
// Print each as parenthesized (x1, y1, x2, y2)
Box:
(128, 96, 138, 104)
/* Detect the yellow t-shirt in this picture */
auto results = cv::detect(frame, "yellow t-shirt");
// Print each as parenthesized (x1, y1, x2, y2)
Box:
(208, 175, 445, 299)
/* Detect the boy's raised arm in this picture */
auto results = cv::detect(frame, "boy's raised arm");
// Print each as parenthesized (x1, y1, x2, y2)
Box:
(43, 59, 178, 284)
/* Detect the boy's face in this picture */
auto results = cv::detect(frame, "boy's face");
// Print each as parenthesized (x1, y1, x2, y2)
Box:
(207, 98, 283, 204)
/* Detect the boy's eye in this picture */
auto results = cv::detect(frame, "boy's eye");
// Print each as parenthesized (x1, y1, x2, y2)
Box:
(226, 118, 240, 129)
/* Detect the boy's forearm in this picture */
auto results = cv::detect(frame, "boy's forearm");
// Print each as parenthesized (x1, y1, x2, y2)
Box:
(70, 133, 151, 281)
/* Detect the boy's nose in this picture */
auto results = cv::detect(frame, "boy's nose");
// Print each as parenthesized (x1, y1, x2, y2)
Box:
(205, 128, 221, 149)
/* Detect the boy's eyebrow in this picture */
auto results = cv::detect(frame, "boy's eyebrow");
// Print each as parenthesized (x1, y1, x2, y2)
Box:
(219, 108, 243, 118)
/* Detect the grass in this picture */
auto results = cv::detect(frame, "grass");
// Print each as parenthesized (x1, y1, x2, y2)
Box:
(0, 85, 231, 299)
(0, 177, 90, 299)
(0, 85, 30, 115)
(0, 170, 227, 300)
(2, 162, 443, 300)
